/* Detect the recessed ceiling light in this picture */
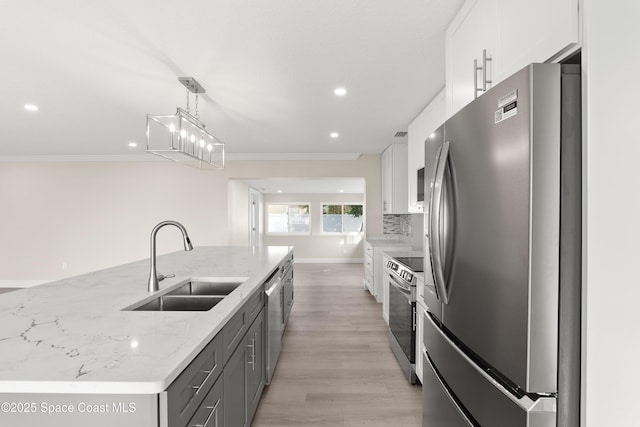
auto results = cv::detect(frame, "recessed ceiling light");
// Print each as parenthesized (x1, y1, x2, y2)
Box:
(24, 104, 39, 112)
(128, 142, 138, 148)
(339, 189, 344, 193)
(277, 190, 283, 193)
(330, 132, 339, 139)
(334, 87, 347, 96)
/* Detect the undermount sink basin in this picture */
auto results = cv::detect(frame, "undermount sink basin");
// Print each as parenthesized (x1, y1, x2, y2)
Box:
(124, 277, 249, 312)
(166, 278, 248, 297)
(133, 295, 224, 311)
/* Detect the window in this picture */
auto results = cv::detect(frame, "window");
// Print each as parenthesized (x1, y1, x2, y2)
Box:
(322, 204, 364, 234)
(267, 204, 310, 234)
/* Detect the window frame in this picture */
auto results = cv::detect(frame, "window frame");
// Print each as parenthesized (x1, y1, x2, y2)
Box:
(265, 202, 312, 235)
(320, 202, 365, 235)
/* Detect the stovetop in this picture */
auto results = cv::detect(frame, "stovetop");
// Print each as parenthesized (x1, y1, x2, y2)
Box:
(393, 256, 424, 273)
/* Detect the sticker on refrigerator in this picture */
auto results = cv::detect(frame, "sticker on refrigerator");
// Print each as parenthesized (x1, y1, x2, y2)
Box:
(495, 101, 517, 124)
(498, 89, 518, 108)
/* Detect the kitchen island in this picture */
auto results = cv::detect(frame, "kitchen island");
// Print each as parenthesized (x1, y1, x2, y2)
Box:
(0, 245, 293, 426)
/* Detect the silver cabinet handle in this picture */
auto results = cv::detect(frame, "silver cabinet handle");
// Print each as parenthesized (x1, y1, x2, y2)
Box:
(191, 366, 216, 395)
(482, 49, 492, 92)
(429, 141, 451, 304)
(246, 335, 256, 371)
(193, 398, 221, 427)
(474, 49, 492, 98)
(474, 59, 482, 99)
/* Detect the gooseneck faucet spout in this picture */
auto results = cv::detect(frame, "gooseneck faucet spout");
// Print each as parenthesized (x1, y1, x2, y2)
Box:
(148, 221, 193, 293)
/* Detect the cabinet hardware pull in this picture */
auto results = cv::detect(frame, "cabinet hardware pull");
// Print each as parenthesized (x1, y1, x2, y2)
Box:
(474, 59, 482, 99)
(193, 398, 221, 427)
(247, 336, 256, 370)
(482, 49, 492, 91)
(191, 367, 216, 394)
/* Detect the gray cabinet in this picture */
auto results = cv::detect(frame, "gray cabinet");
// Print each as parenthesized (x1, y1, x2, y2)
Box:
(224, 309, 265, 427)
(161, 282, 267, 427)
(282, 267, 294, 327)
(186, 376, 224, 427)
(246, 310, 265, 422)
(162, 332, 224, 427)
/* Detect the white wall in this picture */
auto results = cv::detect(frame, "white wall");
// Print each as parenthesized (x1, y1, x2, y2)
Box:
(0, 155, 381, 281)
(227, 180, 251, 246)
(263, 193, 365, 261)
(582, 0, 640, 424)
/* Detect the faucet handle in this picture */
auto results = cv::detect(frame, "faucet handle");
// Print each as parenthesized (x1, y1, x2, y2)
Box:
(157, 273, 175, 282)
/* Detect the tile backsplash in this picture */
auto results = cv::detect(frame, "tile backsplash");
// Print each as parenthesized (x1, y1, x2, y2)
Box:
(383, 214, 424, 250)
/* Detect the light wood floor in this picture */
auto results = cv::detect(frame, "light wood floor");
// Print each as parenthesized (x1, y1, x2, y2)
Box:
(252, 263, 422, 426)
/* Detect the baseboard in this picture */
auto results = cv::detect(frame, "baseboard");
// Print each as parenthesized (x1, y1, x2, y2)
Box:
(295, 258, 364, 264)
(0, 280, 50, 288)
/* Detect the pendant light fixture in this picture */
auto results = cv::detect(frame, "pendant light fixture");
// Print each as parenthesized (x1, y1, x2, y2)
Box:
(146, 77, 224, 169)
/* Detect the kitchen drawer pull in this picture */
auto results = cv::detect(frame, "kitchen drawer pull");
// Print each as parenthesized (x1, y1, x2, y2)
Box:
(193, 398, 221, 427)
(247, 336, 256, 370)
(191, 367, 215, 394)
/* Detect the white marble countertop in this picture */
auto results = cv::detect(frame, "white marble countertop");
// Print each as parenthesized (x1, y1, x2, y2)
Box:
(365, 234, 411, 245)
(0, 246, 292, 394)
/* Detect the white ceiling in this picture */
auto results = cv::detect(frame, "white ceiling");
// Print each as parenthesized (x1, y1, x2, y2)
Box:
(242, 178, 365, 194)
(0, 0, 463, 159)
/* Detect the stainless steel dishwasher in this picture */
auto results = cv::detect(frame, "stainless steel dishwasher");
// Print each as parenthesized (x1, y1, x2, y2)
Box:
(264, 266, 284, 384)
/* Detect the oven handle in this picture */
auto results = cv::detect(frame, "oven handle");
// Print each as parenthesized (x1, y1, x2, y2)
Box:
(388, 274, 413, 301)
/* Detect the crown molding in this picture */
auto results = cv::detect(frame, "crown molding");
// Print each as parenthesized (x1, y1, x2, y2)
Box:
(226, 153, 362, 161)
(0, 152, 363, 162)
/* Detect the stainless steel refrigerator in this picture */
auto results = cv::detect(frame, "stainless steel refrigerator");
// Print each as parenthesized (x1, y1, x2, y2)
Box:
(422, 63, 581, 426)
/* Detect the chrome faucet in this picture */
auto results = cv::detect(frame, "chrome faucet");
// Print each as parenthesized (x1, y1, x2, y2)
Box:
(148, 220, 193, 292)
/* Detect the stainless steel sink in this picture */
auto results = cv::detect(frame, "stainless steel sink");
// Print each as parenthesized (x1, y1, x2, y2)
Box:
(166, 278, 247, 297)
(123, 277, 248, 312)
(132, 295, 224, 311)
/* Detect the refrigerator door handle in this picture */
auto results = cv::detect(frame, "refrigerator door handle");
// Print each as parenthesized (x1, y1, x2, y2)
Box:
(430, 140, 451, 304)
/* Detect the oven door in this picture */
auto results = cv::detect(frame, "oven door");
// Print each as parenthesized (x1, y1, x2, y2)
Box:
(388, 274, 416, 363)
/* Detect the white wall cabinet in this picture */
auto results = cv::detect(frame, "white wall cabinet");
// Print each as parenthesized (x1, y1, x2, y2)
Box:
(446, 0, 497, 118)
(407, 89, 446, 213)
(381, 143, 408, 214)
(446, 0, 580, 118)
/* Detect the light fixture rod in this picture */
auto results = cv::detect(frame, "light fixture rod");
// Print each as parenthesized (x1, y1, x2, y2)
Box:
(178, 77, 206, 94)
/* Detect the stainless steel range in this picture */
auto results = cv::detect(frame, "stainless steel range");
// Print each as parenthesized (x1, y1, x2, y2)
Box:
(385, 256, 423, 384)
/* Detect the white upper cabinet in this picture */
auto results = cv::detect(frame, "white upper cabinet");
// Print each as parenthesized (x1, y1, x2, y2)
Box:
(407, 89, 446, 213)
(495, 0, 579, 81)
(446, 0, 497, 118)
(446, 0, 580, 118)
(382, 143, 408, 214)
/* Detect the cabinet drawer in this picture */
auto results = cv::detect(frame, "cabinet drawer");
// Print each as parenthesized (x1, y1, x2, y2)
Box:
(186, 375, 224, 427)
(223, 287, 264, 364)
(246, 286, 265, 326)
(165, 332, 223, 427)
(283, 280, 293, 325)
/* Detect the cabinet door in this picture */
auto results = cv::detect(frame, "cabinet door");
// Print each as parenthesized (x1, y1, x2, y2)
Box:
(187, 376, 224, 427)
(446, 0, 497, 118)
(283, 276, 294, 326)
(496, 0, 578, 82)
(246, 311, 265, 424)
(408, 89, 446, 213)
(382, 147, 393, 213)
(223, 340, 247, 427)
